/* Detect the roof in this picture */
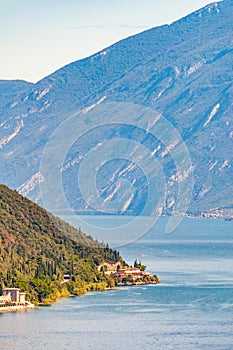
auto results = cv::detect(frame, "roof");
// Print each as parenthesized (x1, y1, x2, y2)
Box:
(3, 288, 20, 291)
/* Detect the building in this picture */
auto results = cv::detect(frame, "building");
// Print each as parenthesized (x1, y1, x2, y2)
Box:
(113, 268, 151, 280)
(0, 293, 11, 304)
(0, 288, 28, 305)
(63, 274, 71, 282)
(19, 292, 26, 304)
(3, 288, 20, 303)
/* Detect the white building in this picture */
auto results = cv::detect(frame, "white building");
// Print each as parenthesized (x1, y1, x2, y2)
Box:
(0, 288, 27, 305)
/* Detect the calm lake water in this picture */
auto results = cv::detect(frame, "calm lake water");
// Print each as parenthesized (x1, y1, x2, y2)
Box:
(0, 217, 233, 350)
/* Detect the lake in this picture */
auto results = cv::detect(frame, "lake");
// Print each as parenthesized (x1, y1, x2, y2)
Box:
(0, 217, 233, 350)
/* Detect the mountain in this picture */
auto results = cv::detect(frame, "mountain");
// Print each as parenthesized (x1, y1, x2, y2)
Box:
(0, 80, 33, 108)
(0, 184, 121, 304)
(0, 0, 233, 219)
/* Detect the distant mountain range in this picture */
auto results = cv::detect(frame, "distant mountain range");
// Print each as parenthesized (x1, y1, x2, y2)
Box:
(0, 0, 232, 219)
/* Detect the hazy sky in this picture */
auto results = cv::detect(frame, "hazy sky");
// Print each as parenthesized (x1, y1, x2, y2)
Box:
(0, 0, 215, 83)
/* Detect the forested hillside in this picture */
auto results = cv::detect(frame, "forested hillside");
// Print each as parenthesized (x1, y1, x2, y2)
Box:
(0, 185, 121, 304)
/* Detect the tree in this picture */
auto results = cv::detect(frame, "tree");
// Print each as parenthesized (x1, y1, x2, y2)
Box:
(108, 278, 115, 289)
(140, 264, 146, 272)
(134, 260, 146, 271)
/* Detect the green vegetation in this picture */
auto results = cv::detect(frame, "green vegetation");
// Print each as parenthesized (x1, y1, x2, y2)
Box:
(0, 185, 121, 304)
(134, 259, 146, 271)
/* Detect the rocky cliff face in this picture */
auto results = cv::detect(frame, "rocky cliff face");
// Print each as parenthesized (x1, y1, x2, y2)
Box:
(0, 0, 232, 218)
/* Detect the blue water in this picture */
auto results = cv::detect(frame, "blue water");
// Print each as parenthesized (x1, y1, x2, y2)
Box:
(0, 218, 233, 350)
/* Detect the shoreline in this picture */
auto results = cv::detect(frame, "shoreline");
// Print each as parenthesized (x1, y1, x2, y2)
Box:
(0, 304, 36, 313)
(115, 280, 160, 287)
(0, 281, 160, 313)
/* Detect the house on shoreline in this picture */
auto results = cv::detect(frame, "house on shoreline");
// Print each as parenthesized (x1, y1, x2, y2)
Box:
(113, 267, 160, 286)
(0, 288, 35, 311)
(98, 262, 160, 286)
(113, 267, 151, 280)
(0, 288, 26, 304)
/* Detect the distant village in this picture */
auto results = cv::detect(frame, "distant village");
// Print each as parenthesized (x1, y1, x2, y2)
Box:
(0, 288, 35, 312)
(98, 262, 160, 286)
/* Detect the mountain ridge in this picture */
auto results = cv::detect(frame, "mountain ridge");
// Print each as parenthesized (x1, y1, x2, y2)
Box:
(0, 0, 232, 219)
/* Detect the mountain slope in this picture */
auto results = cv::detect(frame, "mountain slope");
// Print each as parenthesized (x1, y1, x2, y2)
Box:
(0, 80, 33, 107)
(0, 185, 121, 303)
(0, 0, 232, 218)
(0, 80, 33, 125)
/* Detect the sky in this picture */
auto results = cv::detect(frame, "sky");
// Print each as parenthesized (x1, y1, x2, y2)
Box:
(0, 0, 215, 83)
